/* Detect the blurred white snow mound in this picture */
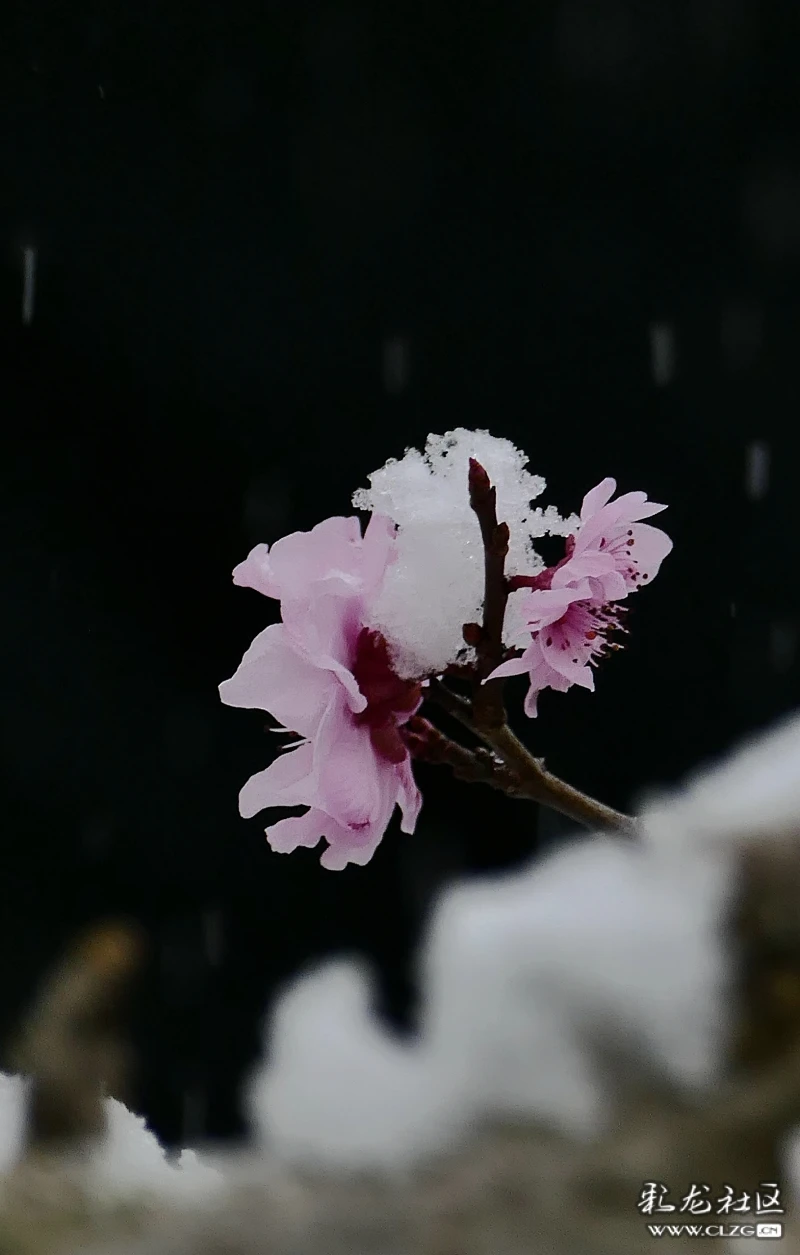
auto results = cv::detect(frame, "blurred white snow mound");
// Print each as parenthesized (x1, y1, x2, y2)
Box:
(246, 959, 466, 1170)
(643, 707, 800, 849)
(421, 836, 729, 1136)
(249, 835, 731, 1170)
(0, 1072, 222, 1199)
(94, 1096, 223, 1198)
(0, 1072, 27, 1175)
(250, 712, 800, 1172)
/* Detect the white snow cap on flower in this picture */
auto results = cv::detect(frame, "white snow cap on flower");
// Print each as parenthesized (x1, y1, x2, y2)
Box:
(0, 1073, 222, 1200)
(352, 428, 575, 679)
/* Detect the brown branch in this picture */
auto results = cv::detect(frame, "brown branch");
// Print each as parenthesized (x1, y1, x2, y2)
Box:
(486, 722, 636, 834)
(427, 679, 635, 835)
(467, 458, 510, 728)
(404, 717, 531, 799)
(418, 461, 636, 835)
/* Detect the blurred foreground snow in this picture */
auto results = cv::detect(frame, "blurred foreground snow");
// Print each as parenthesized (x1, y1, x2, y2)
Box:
(248, 710, 800, 1172)
(0, 1072, 220, 1199)
(5, 711, 800, 1253)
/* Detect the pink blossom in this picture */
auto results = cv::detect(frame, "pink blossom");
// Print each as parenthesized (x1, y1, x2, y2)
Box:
(565, 477, 672, 595)
(492, 583, 627, 717)
(495, 480, 671, 715)
(219, 515, 422, 870)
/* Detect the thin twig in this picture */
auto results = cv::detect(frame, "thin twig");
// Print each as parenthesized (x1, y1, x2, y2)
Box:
(404, 716, 530, 798)
(484, 722, 636, 833)
(467, 458, 510, 728)
(427, 679, 635, 834)
(431, 458, 637, 835)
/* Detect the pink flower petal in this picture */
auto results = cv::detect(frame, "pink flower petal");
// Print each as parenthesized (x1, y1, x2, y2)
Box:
(319, 794, 397, 870)
(487, 655, 529, 682)
(319, 825, 386, 870)
(519, 641, 573, 717)
(580, 478, 616, 520)
(522, 685, 540, 718)
(395, 757, 423, 833)
(232, 544, 278, 598)
(524, 586, 586, 620)
(314, 701, 385, 829)
(540, 634, 595, 687)
(265, 516, 364, 601)
(630, 522, 673, 581)
(282, 597, 367, 713)
(266, 810, 326, 854)
(551, 551, 616, 585)
(239, 741, 316, 819)
(577, 492, 668, 555)
(610, 491, 667, 521)
(591, 569, 628, 601)
(219, 624, 335, 735)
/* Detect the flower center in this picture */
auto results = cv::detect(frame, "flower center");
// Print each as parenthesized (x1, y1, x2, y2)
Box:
(547, 599, 628, 668)
(352, 628, 422, 763)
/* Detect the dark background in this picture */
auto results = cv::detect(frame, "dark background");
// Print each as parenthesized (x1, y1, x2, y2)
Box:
(0, 0, 798, 1148)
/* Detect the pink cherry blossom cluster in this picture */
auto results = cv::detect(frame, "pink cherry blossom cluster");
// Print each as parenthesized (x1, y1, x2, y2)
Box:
(498, 477, 672, 716)
(219, 432, 671, 868)
(218, 514, 423, 870)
